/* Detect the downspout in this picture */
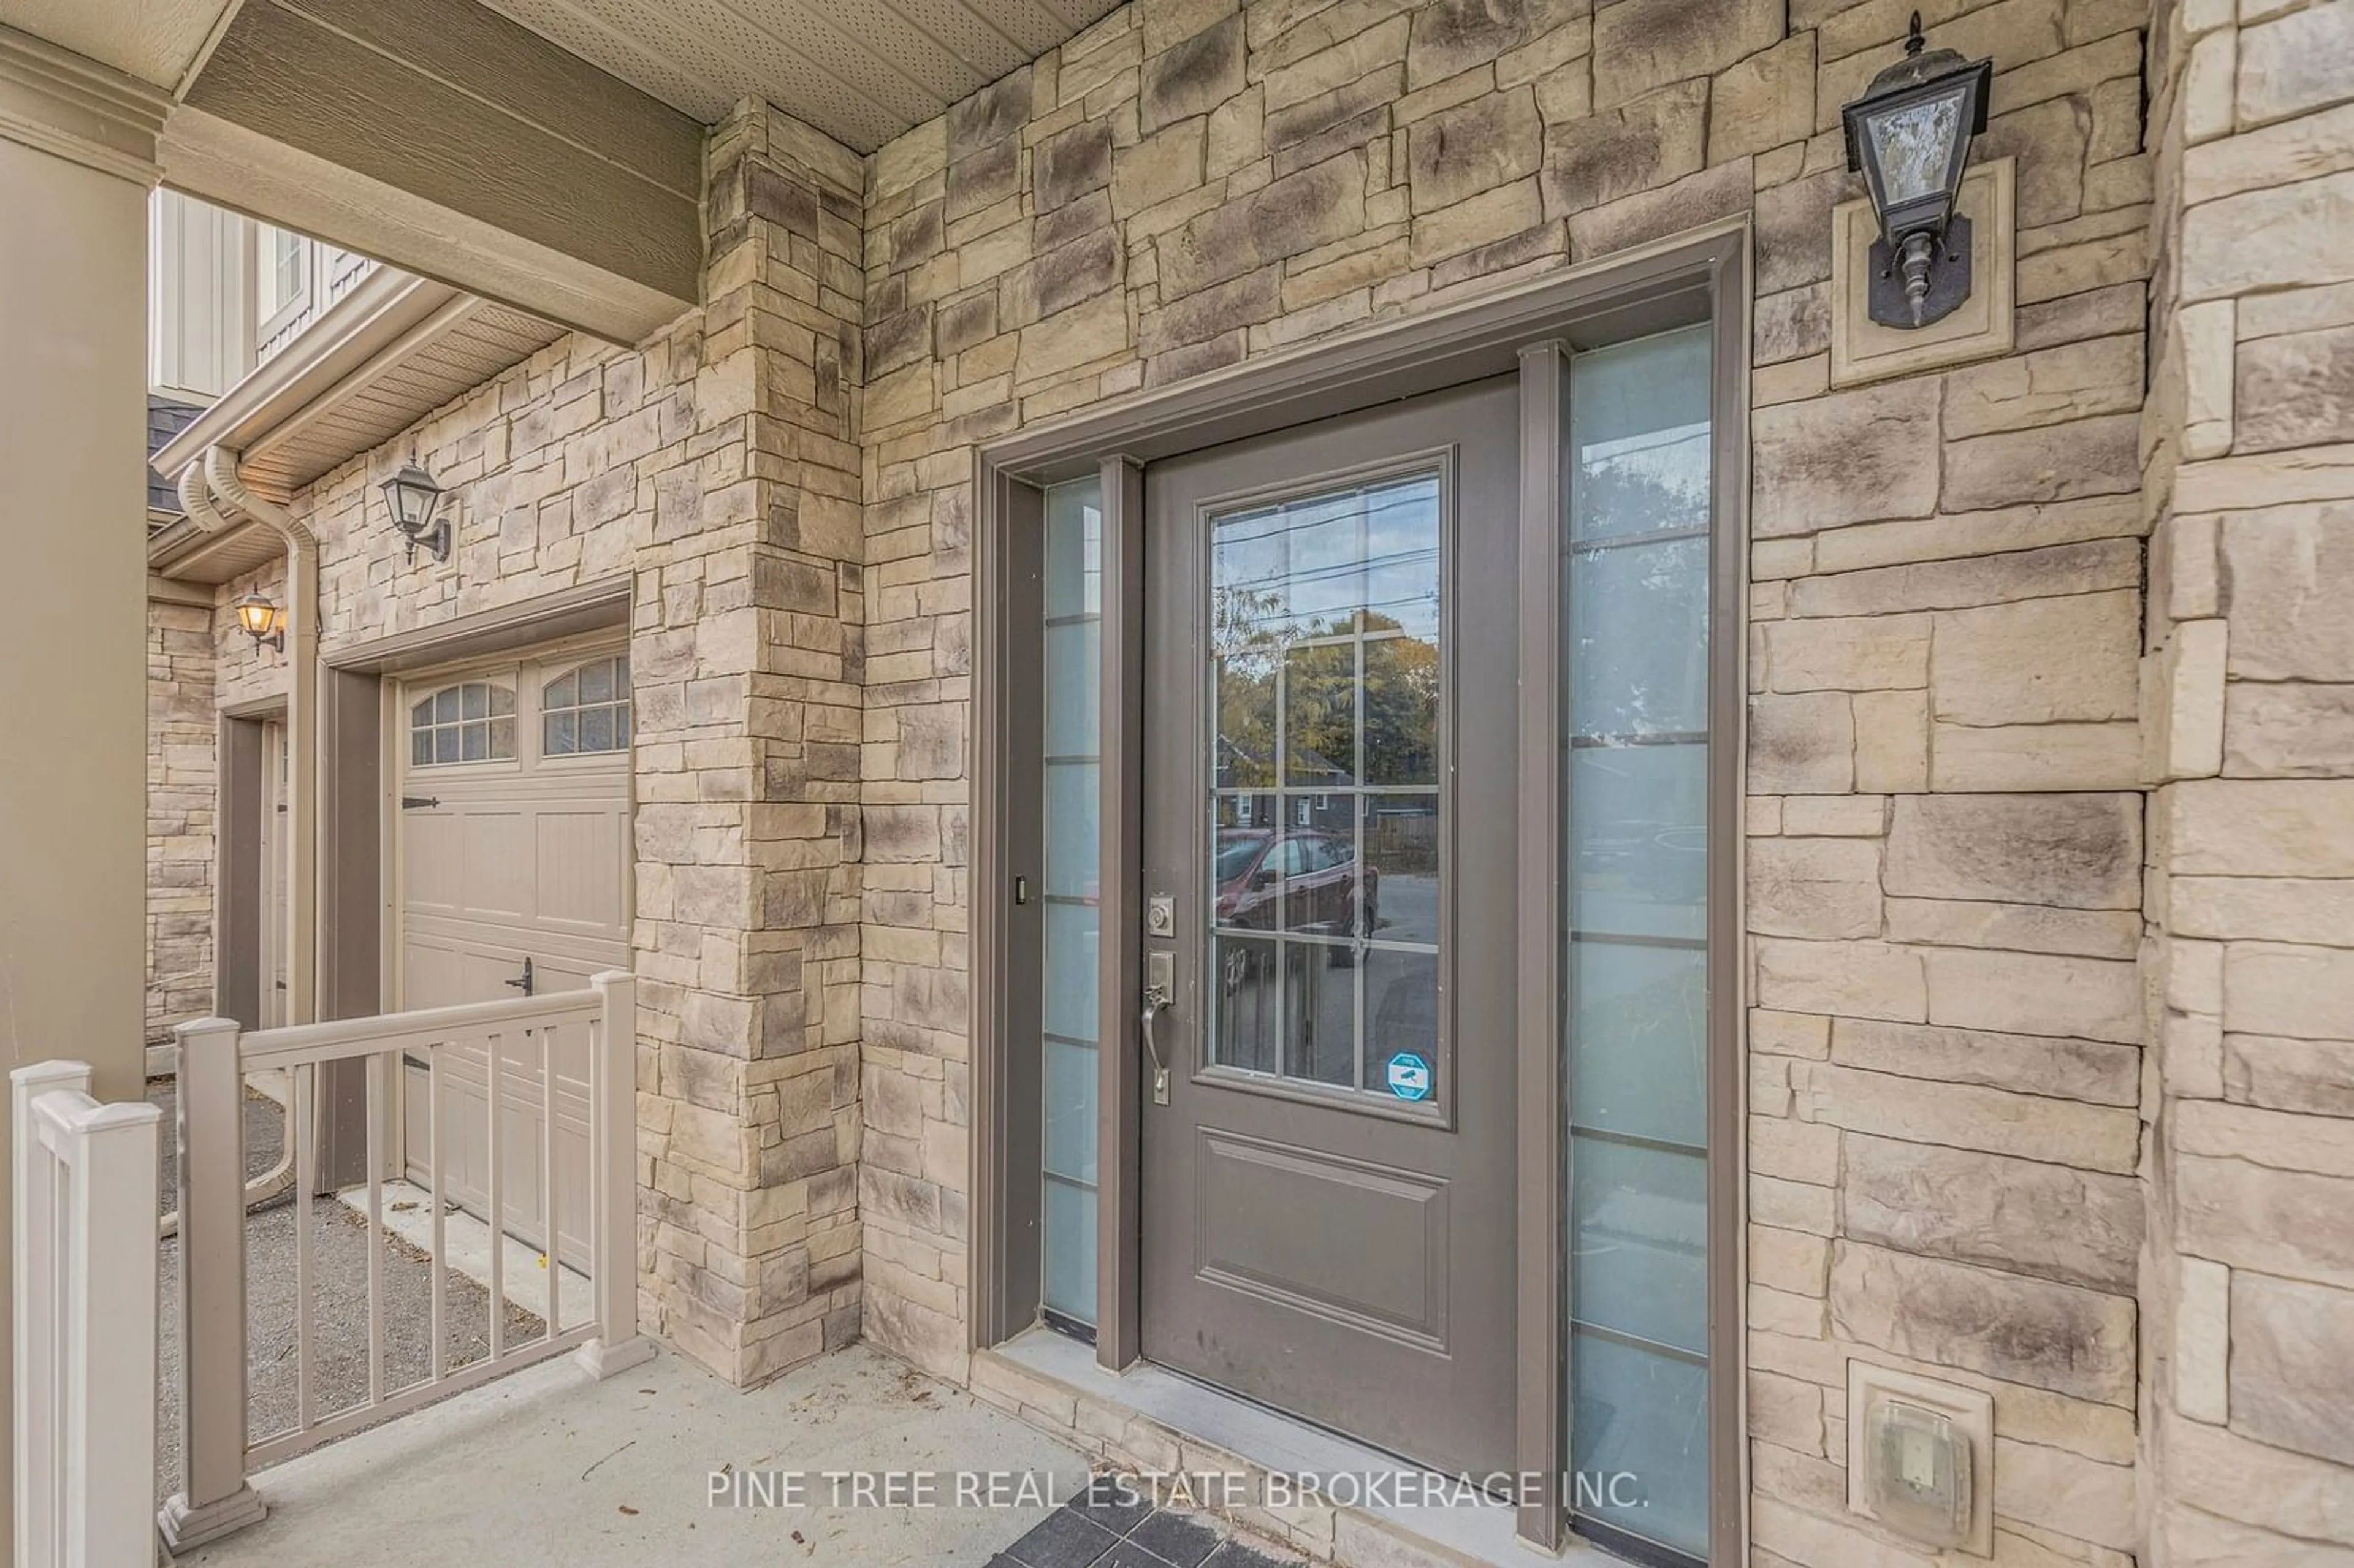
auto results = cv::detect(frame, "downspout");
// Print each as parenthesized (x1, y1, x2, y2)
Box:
(202, 446, 320, 1034)
(155, 450, 321, 1234)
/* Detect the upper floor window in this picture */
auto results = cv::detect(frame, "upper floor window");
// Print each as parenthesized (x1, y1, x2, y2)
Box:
(543, 654, 630, 755)
(409, 682, 516, 766)
(260, 227, 311, 332)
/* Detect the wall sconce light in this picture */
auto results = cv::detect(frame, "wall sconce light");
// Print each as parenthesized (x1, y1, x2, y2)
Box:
(1842, 13, 1993, 329)
(381, 460, 450, 563)
(234, 591, 285, 653)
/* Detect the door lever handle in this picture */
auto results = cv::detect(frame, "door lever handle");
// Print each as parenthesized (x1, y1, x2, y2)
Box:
(1141, 983, 1171, 1107)
(504, 957, 535, 997)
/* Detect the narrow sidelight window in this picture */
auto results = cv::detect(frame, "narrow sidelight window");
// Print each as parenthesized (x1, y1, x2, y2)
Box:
(1563, 323, 1716, 1562)
(1040, 476, 1104, 1325)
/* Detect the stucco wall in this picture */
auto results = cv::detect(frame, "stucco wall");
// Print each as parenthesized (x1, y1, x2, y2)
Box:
(2137, 0, 2354, 1555)
(148, 596, 218, 1044)
(855, 0, 2155, 1559)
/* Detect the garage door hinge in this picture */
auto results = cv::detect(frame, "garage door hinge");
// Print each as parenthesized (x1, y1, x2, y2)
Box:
(400, 795, 440, 809)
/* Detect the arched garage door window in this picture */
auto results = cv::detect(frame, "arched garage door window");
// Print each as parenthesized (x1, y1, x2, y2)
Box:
(409, 682, 517, 766)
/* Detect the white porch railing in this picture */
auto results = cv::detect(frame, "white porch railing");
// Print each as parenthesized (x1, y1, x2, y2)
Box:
(158, 970, 652, 1553)
(11, 1061, 163, 1568)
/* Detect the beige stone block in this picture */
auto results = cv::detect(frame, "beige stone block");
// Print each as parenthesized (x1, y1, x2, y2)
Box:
(1750, 1369, 1827, 1453)
(1942, 334, 2143, 441)
(1930, 720, 2141, 791)
(2220, 503, 2354, 682)
(1829, 1241, 2138, 1404)
(1407, 86, 1542, 213)
(1565, 158, 1753, 261)
(1754, 938, 1927, 1022)
(2238, 0, 2354, 129)
(1751, 379, 1942, 539)
(2166, 778, 2354, 875)
(1753, 1224, 1832, 1296)
(1883, 792, 2141, 908)
(1943, 412, 2141, 512)
(1886, 897, 2142, 961)
(1590, 0, 1780, 107)
(1750, 691, 1857, 794)
(1804, 1059, 2141, 1169)
(2187, 101, 2354, 215)
(1932, 589, 2139, 726)
(2239, 322, 2354, 454)
(1761, 614, 1930, 693)
(2239, 278, 2354, 341)
(1753, 1113, 1843, 1183)
(2182, 170, 2354, 303)
(1753, 536, 1814, 580)
(2226, 1032, 2354, 1116)
(2165, 1414, 2354, 1546)
(2231, 1268, 2354, 1465)
(1541, 78, 1707, 216)
(1752, 1007, 1834, 1059)
(1989, 1437, 2138, 1551)
(1754, 353, 1830, 406)
(2177, 1152, 2354, 1289)
(1750, 836, 1885, 940)
(1924, 946, 2141, 1045)
(1842, 1132, 2142, 1290)
(1790, 537, 2141, 618)
(2174, 875, 2354, 946)
(2176, 1254, 2234, 1423)
(2226, 941, 2354, 1042)
(1406, 177, 1542, 265)
(2144, 619, 2228, 783)
(1112, 118, 1208, 218)
(1711, 34, 1815, 164)
(2179, 1098, 2354, 1180)
(1853, 689, 1930, 793)
(1781, 795, 1887, 837)
(2184, 28, 2239, 144)
(1753, 1173, 1839, 1235)
(1754, 1498, 1937, 1568)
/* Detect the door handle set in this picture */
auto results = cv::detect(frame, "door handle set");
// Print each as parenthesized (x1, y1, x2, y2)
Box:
(1142, 946, 1174, 1106)
(504, 956, 535, 997)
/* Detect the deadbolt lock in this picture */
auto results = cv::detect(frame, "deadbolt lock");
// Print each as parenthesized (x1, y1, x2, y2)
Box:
(1146, 893, 1175, 937)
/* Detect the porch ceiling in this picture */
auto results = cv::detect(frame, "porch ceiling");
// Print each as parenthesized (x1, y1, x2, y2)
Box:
(475, 0, 1122, 151)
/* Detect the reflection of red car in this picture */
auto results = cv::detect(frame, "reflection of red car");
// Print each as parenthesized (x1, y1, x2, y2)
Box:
(1214, 828, 1379, 963)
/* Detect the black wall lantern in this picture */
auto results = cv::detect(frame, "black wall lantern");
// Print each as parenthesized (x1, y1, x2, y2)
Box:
(233, 591, 285, 652)
(381, 460, 450, 563)
(1842, 13, 1994, 329)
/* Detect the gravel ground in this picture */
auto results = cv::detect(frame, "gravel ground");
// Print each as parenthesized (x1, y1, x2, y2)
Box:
(150, 1079, 543, 1501)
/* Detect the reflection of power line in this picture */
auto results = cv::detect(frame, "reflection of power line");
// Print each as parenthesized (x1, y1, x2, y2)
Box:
(1217, 484, 1439, 541)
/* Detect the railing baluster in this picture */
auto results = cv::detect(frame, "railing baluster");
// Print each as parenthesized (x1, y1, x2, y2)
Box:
(365, 1051, 384, 1405)
(428, 1043, 446, 1382)
(541, 1022, 560, 1339)
(487, 1029, 505, 1362)
(293, 1064, 314, 1431)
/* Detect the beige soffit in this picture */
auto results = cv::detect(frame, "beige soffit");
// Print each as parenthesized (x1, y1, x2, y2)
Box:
(475, 0, 1127, 152)
(150, 265, 565, 584)
(0, 0, 240, 95)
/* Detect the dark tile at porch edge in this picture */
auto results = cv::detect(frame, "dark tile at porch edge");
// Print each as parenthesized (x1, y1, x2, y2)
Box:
(1007, 1506, 1121, 1568)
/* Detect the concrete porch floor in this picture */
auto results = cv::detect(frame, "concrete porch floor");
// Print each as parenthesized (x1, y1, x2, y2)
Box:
(168, 1342, 1103, 1567)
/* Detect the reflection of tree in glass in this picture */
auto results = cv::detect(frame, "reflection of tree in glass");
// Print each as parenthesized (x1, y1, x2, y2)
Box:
(1573, 960, 1707, 1128)
(1212, 588, 1439, 790)
(1572, 456, 1710, 741)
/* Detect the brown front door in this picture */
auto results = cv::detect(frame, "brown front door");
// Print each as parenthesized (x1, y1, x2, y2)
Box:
(1139, 376, 1520, 1475)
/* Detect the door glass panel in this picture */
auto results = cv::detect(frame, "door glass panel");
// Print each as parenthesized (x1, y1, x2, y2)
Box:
(1564, 323, 1714, 1561)
(1206, 471, 1442, 1098)
(1040, 476, 1103, 1323)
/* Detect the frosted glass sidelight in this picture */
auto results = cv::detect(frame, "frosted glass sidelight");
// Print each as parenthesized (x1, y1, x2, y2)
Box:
(1040, 477, 1103, 1323)
(1564, 323, 1715, 1563)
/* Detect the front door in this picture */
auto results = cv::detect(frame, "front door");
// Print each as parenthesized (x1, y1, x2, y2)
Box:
(1139, 376, 1520, 1475)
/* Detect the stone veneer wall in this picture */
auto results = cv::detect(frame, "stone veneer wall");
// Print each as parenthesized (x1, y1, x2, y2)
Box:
(2136, 0, 2354, 1555)
(855, 0, 2160, 1559)
(184, 102, 874, 1390)
(146, 596, 218, 1045)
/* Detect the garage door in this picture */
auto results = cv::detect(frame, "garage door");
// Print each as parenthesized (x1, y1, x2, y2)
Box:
(397, 644, 631, 1266)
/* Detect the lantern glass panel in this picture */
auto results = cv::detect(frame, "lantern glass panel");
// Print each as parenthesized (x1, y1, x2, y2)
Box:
(1865, 83, 1968, 209)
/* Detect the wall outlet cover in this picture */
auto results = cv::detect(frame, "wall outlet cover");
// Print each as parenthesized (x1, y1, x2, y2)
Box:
(1846, 1360, 1996, 1557)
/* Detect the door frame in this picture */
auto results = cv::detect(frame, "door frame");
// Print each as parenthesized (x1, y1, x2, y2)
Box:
(970, 219, 1751, 1558)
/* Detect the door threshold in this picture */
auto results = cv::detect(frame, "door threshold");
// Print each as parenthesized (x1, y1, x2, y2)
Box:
(980, 1330, 1604, 1566)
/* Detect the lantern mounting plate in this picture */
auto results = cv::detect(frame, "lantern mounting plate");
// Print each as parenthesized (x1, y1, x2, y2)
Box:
(1868, 213, 1973, 329)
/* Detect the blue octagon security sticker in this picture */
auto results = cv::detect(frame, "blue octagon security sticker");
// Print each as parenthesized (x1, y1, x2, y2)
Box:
(1385, 1052, 1433, 1102)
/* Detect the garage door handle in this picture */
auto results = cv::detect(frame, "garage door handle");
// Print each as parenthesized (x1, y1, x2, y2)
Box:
(503, 957, 535, 997)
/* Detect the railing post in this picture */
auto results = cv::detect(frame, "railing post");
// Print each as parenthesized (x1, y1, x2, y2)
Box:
(13, 1059, 90, 1568)
(575, 970, 653, 1378)
(157, 1018, 269, 1552)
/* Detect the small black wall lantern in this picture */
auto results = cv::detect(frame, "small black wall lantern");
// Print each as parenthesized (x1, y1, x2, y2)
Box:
(234, 591, 285, 652)
(1842, 13, 1994, 329)
(381, 460, 451, 563)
